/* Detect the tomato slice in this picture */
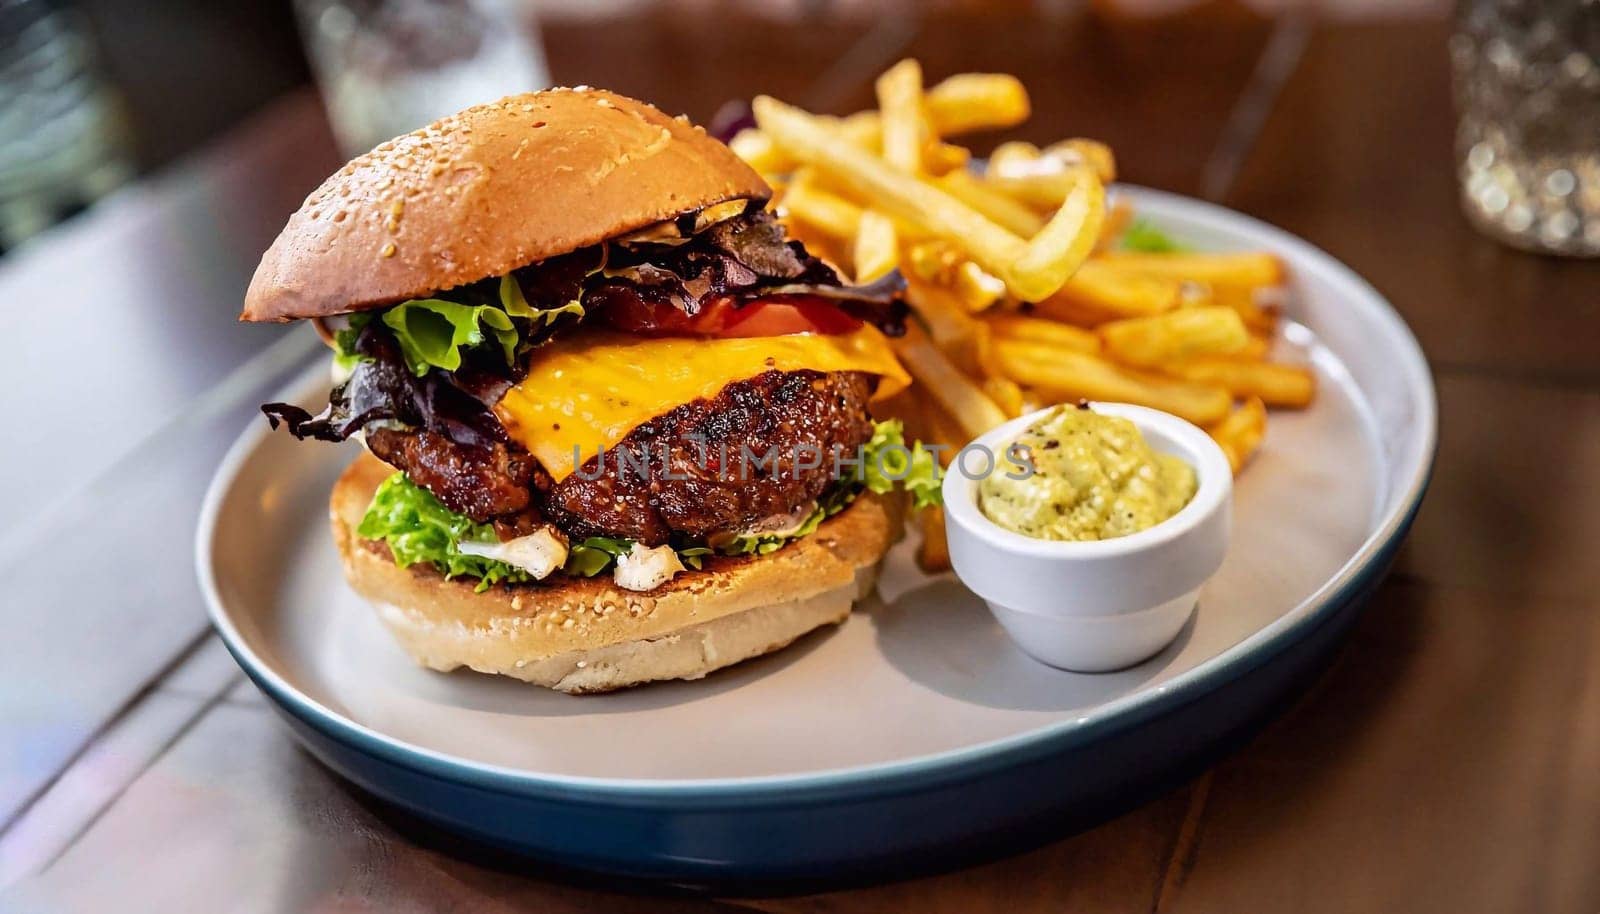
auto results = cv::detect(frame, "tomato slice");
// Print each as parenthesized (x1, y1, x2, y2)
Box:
(599, 294, 862, 339)
(710, 297, 863, 337)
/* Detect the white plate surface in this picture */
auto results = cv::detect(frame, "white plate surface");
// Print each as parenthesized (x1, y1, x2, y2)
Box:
(202, 186, 1434, 785)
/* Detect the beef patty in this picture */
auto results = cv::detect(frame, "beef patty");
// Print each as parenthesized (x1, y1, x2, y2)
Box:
(367, 370, 875, 546)
(365, 427, 545, 523)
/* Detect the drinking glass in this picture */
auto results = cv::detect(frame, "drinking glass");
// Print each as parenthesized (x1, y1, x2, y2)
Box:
(0, 0, 131, 250)
(1451, 0, 1600, 257)
(294, 0, 550, 157)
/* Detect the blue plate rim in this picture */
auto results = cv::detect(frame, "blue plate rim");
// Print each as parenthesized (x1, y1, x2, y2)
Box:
(197, 185, 1437, 805)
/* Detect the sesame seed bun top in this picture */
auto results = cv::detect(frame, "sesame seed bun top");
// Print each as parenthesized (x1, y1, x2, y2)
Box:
(241, 88, 770, 323)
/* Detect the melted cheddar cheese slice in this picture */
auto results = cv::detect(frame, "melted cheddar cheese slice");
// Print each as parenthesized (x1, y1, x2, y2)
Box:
(494, 326, 910, 481)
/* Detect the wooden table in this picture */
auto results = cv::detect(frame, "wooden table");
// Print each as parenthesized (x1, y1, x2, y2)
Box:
(2, 9, 1597, 912)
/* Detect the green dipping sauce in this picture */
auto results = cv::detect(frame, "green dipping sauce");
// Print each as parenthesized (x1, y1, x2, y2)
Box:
(979, 404, 1198, 541)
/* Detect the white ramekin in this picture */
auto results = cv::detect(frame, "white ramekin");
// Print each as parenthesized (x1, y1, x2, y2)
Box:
(942, 402, 1233, 673)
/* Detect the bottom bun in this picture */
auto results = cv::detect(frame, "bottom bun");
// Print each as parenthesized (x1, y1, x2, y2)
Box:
(331, 454, 901, 693)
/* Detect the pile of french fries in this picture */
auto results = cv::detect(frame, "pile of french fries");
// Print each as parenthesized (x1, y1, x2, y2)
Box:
(735, 60, 1316, 571)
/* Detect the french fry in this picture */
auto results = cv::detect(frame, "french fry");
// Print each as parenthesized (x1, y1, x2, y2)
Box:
(981, 376, 1026, 418)
(1098, 307, 1250, 368)
(924, 73, 1031, 135)
(876, 59, 927, 173)
(1232, 334, 1271, 361)
(779, 176, 863, 242)
(953, 261, 1007, 312)
(1034, 259, 1183, 325)
(894, 322, 1009, 438)
(738, 110, 880, 161)
(841, 110, 968, 177)
(839, 74, 1029, 150)
(921, 396, 971, 462)
(987, 140, 1043, 178)
(1042, 138, 1117, 184)
(1207, 396, 1267, 474)
(1009, 168, 1106, 298)
(905, 239, 959, 282)
(873, 388, 923, 433)
(903, 274, 987, 372)
(1209, 283, 1279, 334)
(984, 312, 1101, 354)
(906, 240, 1006, 312)
(972, 321, 1011, 382)
(1161, 358, 1316, 408)
(754, 95, 1103, 302)
(987, 171, 1101, 210)
(986, 173, 1069, 210)
(729, 128, 795, 176)
(801, 166, 934, 242)
(991, 338, 1233, 425)
(759, 62, 1311, 483)
(779, 220, 849, 272)
(854, 210, 899, 282)
(741, 117, 950, 187)
(756, 95, 1021, 264)
(935, 170, 1046, 237)
(1096, 251, 1285, 287)
(984, 140, 1115, 207)
(916, 505, 953, 574)
(922, 141, 971, 175)
(835, 110, 884, 153)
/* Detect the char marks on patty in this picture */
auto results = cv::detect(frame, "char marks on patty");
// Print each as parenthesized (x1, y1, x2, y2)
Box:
(546, 369, 874, 545)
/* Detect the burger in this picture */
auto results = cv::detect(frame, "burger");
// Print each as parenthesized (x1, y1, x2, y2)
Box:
(242, 88, 938, 693)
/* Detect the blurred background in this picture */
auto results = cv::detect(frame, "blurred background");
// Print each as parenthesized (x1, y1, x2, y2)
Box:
(4, 0, 1492, 257)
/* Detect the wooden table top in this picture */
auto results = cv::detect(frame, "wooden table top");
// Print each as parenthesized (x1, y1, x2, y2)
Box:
(2, 8, 1597, 912)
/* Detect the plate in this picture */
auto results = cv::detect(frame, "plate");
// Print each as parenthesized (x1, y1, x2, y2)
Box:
(198, 186, 1434, 886)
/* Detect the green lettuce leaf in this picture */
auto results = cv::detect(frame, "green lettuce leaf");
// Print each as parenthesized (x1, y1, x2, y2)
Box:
(564, 536, 633, 577)
(356, 473, 530, 592)
(381, 298, 518, 376)
(718, 483, 856, 556)
(498, 274, 586, 327)
(497, 273, 536, 317)
(1119, 219, 1187, 254)
(678, 546, 713, 570)
(332, 312, 374, 374)
(860, 419, 943, 509)
(355, 478, 676, 584)
(364, 277, 591, 378)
